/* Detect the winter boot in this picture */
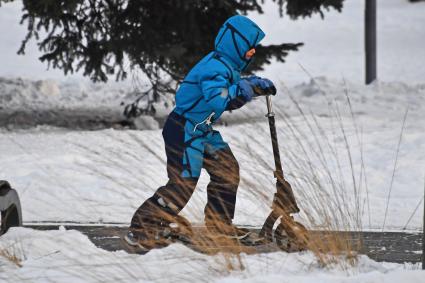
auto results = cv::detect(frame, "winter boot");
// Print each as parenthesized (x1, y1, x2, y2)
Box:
(125, 197, 193, 251)
(204, 217, 251, 240)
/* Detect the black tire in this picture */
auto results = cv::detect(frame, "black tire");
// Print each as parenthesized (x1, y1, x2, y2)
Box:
(274, 221, 309, 252)
(0, 181, 23, 235)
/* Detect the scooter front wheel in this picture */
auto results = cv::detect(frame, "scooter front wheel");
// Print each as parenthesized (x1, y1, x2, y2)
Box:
(274, 220, 309, 252)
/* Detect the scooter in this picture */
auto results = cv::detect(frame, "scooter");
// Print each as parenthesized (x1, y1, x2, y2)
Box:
(157, 93, 310, 252)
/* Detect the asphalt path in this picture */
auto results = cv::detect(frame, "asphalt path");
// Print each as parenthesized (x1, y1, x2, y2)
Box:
(26, 225, 423, 264)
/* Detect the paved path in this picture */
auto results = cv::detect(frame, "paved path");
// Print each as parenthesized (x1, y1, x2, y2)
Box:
(27, 225, 423, 264)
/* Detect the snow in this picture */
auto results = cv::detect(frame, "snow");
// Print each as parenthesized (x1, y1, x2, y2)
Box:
(0, 227, 423, 283)
(0, 77, 125, 110)
(1, 0, 425, 282)
(1, 0, 425, 85)
(252, 0, 425, 86)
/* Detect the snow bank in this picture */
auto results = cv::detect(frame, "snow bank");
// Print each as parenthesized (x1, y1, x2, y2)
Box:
(0, 77, 130, 110)
(1, 75, 424, 129)
(0, 76, 172, 129)
(222, 77, 425, 123)
(0, 227, 422, 283)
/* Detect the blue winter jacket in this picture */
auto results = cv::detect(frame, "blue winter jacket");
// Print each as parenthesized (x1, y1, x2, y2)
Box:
(170, 15, 265, 178)
(173, 15, 265, 132)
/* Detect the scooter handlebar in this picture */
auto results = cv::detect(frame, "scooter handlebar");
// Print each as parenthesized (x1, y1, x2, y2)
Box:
(253, 85, 277, 96)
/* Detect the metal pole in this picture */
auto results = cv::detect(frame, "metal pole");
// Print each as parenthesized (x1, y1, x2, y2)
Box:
(365, 0, 377, 84)
(422, 178, 425, 269)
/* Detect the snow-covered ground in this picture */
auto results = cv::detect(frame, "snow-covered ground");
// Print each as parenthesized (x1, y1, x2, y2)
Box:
(0, 227, 422, 283)
(1, 78, 424, 281)
(0, 227, 423, 283)
(1, 0, 425, 282)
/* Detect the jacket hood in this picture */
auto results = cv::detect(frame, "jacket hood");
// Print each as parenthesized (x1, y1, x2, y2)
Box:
(214, 15, 265, 71)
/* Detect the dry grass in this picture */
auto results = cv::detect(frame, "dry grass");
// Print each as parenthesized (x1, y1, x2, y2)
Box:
(277, 83, 364, 267)
(73, 81, 373, 273)
(0, 246, 22, 268)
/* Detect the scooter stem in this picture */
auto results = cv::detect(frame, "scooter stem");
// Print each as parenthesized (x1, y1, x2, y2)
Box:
(265, 95, 299, 213)
(265, 95, 284, 179)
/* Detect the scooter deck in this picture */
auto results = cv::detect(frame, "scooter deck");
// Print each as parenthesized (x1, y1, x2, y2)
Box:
(122, 226, 281, 255)
(183, 227, 276, 255)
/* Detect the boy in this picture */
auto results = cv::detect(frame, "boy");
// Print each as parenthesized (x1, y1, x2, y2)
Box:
(126, 15, 276, 249)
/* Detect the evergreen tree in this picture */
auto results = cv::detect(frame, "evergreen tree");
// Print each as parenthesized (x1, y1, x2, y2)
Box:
(0, 0, 344, 115)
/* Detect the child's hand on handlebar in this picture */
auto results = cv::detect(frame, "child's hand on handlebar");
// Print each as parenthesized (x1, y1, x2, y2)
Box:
(246, 76, 277, 96)
(238, 76, 276, 101)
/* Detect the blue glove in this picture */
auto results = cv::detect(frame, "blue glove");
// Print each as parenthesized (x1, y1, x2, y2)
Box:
(238, 79, 255, 102)
(246, 76, 277, 96)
